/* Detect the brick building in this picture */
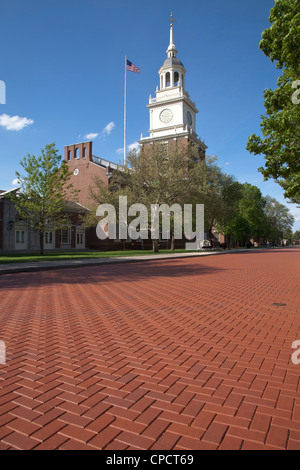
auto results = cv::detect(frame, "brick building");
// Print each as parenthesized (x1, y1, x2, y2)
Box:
(62, 17, 212, 250)
(0, 189, 87, 253)
(63, 141, 123, 208)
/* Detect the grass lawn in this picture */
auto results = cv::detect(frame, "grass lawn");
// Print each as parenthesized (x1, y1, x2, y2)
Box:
(0, 249, 207, 264)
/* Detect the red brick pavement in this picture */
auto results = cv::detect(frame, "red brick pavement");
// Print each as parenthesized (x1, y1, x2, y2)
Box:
(0, 248, 299, 450)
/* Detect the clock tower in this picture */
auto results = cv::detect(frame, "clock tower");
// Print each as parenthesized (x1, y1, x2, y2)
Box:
(139, 14, 207, 158)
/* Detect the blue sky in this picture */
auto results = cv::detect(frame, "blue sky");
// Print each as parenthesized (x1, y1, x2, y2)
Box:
(0, 0, 299, 230)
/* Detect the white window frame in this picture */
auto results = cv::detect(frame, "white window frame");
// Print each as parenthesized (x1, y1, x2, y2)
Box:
(61, 226, 71, 245)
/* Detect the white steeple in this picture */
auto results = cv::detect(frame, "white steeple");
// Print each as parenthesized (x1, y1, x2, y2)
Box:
(139, 13, 207, 158)
(166, 13, 177, 58)
(158, 13, 186, 91)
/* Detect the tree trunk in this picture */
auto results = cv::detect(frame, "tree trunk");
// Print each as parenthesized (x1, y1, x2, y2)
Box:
(170, 232, 175, 251)
(226, 234, 231, 249)
(152, 239, 159, 253)
(40, 230, 44, 256)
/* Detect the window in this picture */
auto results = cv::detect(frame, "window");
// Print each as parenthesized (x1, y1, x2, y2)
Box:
(61, 227, 71, 244)
(174, 72, 179, 86)
(16, 230, 25, 244)
(67, 150, 71, 161)
(83, 147, 86, 159)
(166, 72, 170, 87)
(45, 231, 53, 245)
(75, 148, 79, 159)
(76, 233, 83, 245)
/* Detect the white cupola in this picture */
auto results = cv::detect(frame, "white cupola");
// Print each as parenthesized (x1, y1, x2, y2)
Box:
(139, 13, 207, 159)
(159, 13, 186, 91)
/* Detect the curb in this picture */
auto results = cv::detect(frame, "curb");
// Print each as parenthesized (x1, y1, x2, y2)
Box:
(0, 248, 267, 275)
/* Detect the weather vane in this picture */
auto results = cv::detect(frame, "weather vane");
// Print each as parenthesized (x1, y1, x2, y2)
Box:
(169, 12, 176, 27)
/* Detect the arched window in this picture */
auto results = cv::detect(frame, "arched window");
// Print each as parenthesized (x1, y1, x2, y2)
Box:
(75, 148, 79, 159)
(161, 75, 163, 89)
(174, 72, 179, 86)
(166, 72, 170, 87)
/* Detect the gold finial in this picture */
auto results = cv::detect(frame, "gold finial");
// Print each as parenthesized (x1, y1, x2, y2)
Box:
(169, 12, 176, 27)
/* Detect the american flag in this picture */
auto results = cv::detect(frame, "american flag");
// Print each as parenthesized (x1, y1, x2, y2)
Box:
(127, 60, 140, 73)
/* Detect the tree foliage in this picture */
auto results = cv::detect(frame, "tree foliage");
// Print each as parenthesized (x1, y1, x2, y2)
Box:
(263, 194, 294, 240)
(85, 143, 199, 251)
(246, 0, 300, 203)
(292, 229, 300, 243)
(10, 143, 77, 254)
(85, 143, 295, 250)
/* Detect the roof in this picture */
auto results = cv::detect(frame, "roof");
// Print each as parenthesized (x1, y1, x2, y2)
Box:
(0, 188, 20, 197)
(161, 56, 184, 69)
(91, 155, 123, 171)
(64, 201, 89, 213)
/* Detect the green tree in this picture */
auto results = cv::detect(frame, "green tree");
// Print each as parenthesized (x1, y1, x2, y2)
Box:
(85, 143, 200, 252)
(227, 215, 251, 246)
(215, 180, 243, 247)
(215, 182, 265, 246)
(238, 184, 267, 241)
(292, 229, 300, 244)
(263, 195, 295, 242)
(10, 143, 77, 255)
(246, 0, 300, 203)
(189, 156, 233, 233)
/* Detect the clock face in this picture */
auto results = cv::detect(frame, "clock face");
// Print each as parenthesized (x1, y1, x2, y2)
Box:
(73, 169, 79, 176)
(159, 108, 173, 124)
(187, 111, 192, 126)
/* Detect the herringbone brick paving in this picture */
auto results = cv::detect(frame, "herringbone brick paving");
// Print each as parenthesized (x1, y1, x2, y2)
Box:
(0, 248, 299, 450)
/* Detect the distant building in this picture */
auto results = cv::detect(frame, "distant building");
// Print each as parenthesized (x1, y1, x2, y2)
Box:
(0, 189, 87, 253)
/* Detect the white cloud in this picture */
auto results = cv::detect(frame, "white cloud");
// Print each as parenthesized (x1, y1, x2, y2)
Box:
(102, 121, 115, 136)
(84, 132, 99, 140)
(83, 122, 115, 142)
(128, 141, 140, 152)
(224, 161, 230, 166)
(11, 178, 21, 187)
(116, 148, 123, 154)
(0, 114, 34, 131)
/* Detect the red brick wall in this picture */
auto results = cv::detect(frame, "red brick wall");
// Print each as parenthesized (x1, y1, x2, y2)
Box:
(140, 136, 205, 161)
(64, 142, 109, 209)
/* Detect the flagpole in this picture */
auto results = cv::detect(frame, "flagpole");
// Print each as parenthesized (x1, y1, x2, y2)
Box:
(124, 55, 127, 167)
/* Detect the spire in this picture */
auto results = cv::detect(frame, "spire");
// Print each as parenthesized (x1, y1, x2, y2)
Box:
(167, 12, 177, 57)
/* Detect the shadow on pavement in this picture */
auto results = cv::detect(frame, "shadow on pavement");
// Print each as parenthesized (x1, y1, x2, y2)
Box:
(0, 258, 223, 289)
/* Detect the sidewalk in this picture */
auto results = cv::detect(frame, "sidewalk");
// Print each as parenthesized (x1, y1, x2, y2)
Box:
(0, 248, 259, 275)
